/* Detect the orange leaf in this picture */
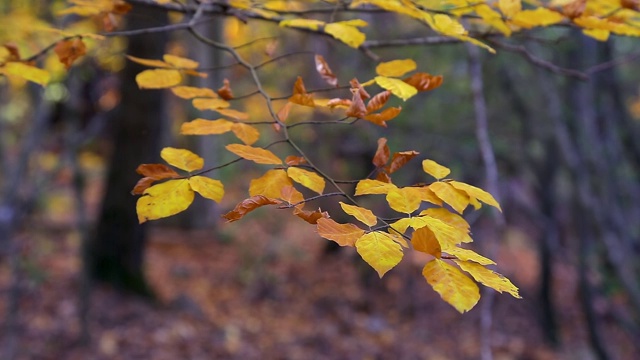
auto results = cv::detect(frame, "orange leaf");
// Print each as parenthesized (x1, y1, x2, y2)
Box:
(412, 226, 441, 257)
(285, 156, 307, 166)
(136, 164, 180, 180)
(340, 202, 377, 227)
(289, 76, 315, 107)
(180, 119, 233, 135)
(54, 38, 86, 69)
(403, 73, 443, 92)
(316, 218, 364, 247)
(366, 90, 391, 114)
(131, 177, 155, 195)
(325, 98, 352, 108)
(226, 144, 282, 165)
(387, 150, 419, 174)
(349, 78, 370, 100)
(280, 185, 305, 206)
(293, 207, 329, 224)
(222, 195, 280, 222)
(376, 171, 392, 183)
(373, 138, 390, 167)
(277, 102, 293, 122)
(217, 78, 234, 100)
(231, 123, 260, 145)
(363, 106, 401, 126)
(314, 54, 338, 87)
(346, 88, 367, 118)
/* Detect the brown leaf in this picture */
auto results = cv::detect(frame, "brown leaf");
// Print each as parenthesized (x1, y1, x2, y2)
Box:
(363, 106, 401, 126)
(314, 54, 338, 87)
(136, 163, 180, 179)
(293, 207, 329, 224)
(350, 78, 370, 100)
(326, 98, 352, 108)
(366, 90, 391, 114)
(265, 40, 278, 57)
(3, 43, 21, 61)
(346, 88, 367, 118)
(217, 78, 234, 100)
(562, 0, 586, 17)
(373, 138, 390, 168)
(403, 73, 443, 92)
(285, 156, 307, 166)
(289, 76, 315, 107)
(54, 38, 87, 69)
(387, 150, 419, 174)
(376, 171, 392, 183)
(131, 177, 155, 195)
(222, 195, 281, 222)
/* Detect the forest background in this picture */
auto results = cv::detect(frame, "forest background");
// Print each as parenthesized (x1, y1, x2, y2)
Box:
(1, 0, 640, 359)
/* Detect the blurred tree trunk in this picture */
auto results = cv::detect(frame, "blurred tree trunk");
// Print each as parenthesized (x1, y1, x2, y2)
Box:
(89, 4, 168, 296)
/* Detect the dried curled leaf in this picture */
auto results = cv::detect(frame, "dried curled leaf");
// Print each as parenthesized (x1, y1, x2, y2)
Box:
(217, 78, 234, 100)
(373, 138, 390, 167)
(363, 107, 401, 126)
(387, 151, 419, 174)
(294, 207, 329, 224)
(403, 73, 443, 92)
(314, 54, 338, 87)
(346, 88, 367, 118)
(222, 195, 281, 222)
(54, 38, 86, 69)
(289, 76, 315, 107)
(136, 164, 180, 180)
(366, 91, 391, 114)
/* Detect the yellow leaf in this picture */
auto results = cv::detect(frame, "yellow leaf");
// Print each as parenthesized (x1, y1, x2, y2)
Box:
(324, 23, 366, 48)
(171, 86, 217, 99)
(188, 176, 224, 202)
(335, 19, 368, 27)
(356, 231, 404, 278)
(387, 231, 409, 248)
(287, 167, 325, 194)
(192, 98, 231, 111)
(161, 147, 204, 172)
(449, 180, 502, 211)
(445, 246, 495, 265)
(279, 18, 326, 30)
(510, 8, 565, 29)
(355, 179, 397, 195)
(422, 259, 480, 313)
(181, 119, 234, 135)
(498, 0, 521, 18)
(409, 216, 467, 248)
(582, 28, 610, 41)
(432, 14, 467, 36)
(226, 144, 282, 165)
(163, 54, 199, 69)
(340, 202, 377, 227)
(475, 4, 512, 36)
(1, 62, 50, 86)
(316, 218, 364, 247)
(390, 217, 412, 234)
(422, 159, 451, 179)
(125, 55, 172, 68)
(455, 260, 521, 298)
(421, 207, 470, 230)
(412, 226, 441, 257)
(375, 59, 417, 77)
(386, 187, 422, 214)
(136, 179, 194, 223)
(231, 123, 260, 145)
(250, 169, 292, 198)
(374, 76, 417, 101)
(135, 69, 182, 89)
(429, 182, 469, 214)
(416, 187, 443, 206)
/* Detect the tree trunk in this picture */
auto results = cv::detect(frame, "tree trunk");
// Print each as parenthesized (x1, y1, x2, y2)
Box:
(89, 4, 168, 296)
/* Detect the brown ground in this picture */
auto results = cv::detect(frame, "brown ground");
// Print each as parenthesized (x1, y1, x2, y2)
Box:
(0, 210, 637, 360)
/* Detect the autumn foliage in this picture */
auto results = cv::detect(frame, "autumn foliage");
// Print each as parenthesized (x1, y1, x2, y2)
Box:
(3, 0, 638, 313)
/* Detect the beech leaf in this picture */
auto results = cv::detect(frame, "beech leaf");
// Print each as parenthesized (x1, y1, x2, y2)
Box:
(422, 259, 480, 313)
(250, 169, 293, 198)
(231, 123, 260, 145)
(375, 76, 417, 101)
(161, 147, 204, 172)
(188, 176, 224, 202)
(316, 218, 364, 247)
(373, 138, 390, 167)
(226, 144, 282, 165)
(136, 164, 180, 180)
(314, 54, 338, 87)
(340, 202, 377, 227)
(429, 182, 469, 214)
(422, 159, 451, 179)
(181, 119, 233, 135)
(356, 231, 403, 278)
(455, 260, 521, 298)
(355, 179, 397, 195)
(375, 59, 417, 78)
(449, 180, 502, 211)
(136, 179, 194, 223)
(385, 187, 422, 214)
(287, 167, 325, 194)
(135, 69, 181, 89)
(387, 151, 419, 174)
(222, 195, 281, 222)
(171, 86, 217, 99)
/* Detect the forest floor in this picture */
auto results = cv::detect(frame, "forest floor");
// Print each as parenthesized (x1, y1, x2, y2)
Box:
(0, 209, 637, 360)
